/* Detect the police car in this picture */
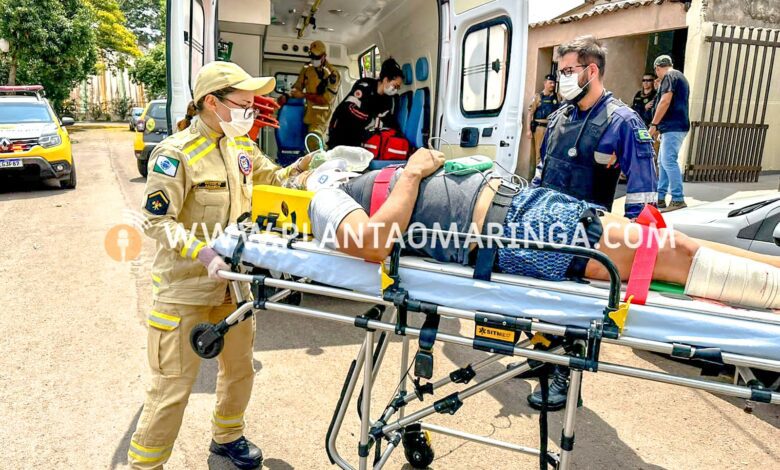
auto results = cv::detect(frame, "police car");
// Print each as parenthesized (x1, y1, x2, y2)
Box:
(133, 99, 168, 177)
(0, 85, 76, 188)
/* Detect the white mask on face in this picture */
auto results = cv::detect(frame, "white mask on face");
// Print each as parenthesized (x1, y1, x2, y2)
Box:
(311, 58, 323, 67)
(559, 67, 595, 103)
(216, 100, 254, 139)
(384, 84, 398, 96)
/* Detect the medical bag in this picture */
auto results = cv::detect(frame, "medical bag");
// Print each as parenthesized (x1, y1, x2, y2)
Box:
(363, 129, 410, 161)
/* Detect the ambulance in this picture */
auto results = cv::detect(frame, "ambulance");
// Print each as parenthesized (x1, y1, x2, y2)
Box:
(165, 0, 528, 174)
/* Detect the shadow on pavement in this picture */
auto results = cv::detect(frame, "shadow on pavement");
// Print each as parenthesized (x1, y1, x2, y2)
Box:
(111, 406, 142, 469)
(0, 179, 68, 200)
(633, 350, 780, 430)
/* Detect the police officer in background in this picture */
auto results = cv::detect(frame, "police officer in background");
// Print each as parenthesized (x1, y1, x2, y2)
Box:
(526, 74, 560, 165)
(528, 35, 657, 411)
(128, 61, 312, 470)
(290, 40, 341, 149)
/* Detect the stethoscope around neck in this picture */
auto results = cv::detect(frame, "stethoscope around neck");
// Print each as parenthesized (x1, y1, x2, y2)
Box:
(566, 91, 606, 158)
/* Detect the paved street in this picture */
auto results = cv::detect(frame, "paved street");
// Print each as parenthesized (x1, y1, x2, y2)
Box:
(0, 125, 778, 469)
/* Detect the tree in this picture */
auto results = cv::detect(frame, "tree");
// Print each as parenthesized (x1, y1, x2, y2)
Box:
(85, 0, 141, 67)
(0, 0, 98, 111)
(130, 42, 166, 99)
(120, 0, 165, 49)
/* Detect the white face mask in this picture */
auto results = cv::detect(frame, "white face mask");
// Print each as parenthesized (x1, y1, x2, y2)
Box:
(311, 58, 323, 67)
(384, 84, 399, 96)
(216, 100, 254, 139)
(559, 68, 595, 103)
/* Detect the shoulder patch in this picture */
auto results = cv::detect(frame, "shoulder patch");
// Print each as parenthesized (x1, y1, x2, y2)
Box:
(636, 128, 653, 142)
(145, 190, 170, 216)
(153, 155, 180, 178)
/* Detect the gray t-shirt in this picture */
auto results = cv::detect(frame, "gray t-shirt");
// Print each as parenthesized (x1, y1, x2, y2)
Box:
(309, 187, 362, 247)
(308, 168, 488, 264)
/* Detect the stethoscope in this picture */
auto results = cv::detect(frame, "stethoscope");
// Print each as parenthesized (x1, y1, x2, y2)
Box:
(566, 91, 606, 158)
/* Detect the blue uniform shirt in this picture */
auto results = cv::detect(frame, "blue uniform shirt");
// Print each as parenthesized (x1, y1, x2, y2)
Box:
(532, 93, 657, 219)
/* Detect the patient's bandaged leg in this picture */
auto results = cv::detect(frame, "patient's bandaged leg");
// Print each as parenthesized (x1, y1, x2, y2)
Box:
(685, 247, 780, 309)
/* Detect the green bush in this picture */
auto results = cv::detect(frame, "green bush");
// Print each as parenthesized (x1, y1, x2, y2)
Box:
(112, 95, 134, 120)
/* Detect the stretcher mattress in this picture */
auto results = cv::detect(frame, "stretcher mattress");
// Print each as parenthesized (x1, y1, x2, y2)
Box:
(213, 227, 780, 362)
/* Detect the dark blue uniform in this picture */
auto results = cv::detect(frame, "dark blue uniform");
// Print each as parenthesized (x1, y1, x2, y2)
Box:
(531, 92, 657, 219)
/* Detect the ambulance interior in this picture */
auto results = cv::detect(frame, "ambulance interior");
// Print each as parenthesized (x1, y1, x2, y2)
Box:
(168, 0, 528, 173)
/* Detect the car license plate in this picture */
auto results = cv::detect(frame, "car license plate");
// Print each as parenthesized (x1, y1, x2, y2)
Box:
(0, 159, 22, 169)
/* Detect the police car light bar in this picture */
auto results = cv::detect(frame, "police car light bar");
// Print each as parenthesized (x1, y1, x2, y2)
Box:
(0, 85, 44, 92)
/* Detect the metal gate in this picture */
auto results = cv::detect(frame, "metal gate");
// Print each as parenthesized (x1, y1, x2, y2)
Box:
(685, 23, 780, 182)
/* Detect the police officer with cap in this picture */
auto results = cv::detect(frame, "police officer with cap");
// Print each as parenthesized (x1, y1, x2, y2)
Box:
(290, 40, 341, 148)
(526, 74, 560, 165)
(128, 61, 312, 470)
(528, 35, 657, 411)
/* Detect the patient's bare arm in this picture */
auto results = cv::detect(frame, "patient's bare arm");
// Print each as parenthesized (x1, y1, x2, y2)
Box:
(334, 149, 445, 262)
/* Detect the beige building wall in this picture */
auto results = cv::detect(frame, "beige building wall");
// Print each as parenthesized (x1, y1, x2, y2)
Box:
(684, 0, 780, 171)
(519, 2, 688, 178)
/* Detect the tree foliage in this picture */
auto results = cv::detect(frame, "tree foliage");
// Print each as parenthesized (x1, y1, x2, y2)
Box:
(0, 0, 98, 111)
(85, 0, 141, 67)
(120, 0, 165, 48)
(130, 42, 166, 99)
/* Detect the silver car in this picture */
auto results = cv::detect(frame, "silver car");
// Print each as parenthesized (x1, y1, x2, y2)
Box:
(128, 106, 144, 131)
(663, 193, 780, 256)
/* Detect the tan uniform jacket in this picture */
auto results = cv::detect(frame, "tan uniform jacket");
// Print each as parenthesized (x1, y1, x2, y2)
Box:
(142, 118, 299, 306)
(292, 62, 341, 128)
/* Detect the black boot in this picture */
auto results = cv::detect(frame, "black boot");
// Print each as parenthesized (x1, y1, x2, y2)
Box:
(527, 365, 570, 411)
(210, 436, 263, 469)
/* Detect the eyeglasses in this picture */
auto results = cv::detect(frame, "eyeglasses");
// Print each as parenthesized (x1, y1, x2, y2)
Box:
(557, 64, 588, 77)
(642, 79, 654, 82)
(220, 97, 258, 120)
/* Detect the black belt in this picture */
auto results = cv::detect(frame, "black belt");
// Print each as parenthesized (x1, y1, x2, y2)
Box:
(472, 182, 515, 281)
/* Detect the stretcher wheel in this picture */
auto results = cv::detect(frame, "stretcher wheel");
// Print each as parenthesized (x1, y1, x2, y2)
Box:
(402, 428, 434, 469)
(190, 323, 225, 359)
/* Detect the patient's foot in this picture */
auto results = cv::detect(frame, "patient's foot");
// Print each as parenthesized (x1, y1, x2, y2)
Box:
(527, 365, 571, 411)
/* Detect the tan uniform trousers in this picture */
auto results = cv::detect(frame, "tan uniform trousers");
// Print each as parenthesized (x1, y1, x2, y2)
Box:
(532, 126, 547, 166)
(128, 300, 256, 469)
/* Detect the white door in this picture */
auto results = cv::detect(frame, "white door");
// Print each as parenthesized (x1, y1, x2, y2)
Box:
(167, 0, 217, 130)
(436, 0, 528, 175)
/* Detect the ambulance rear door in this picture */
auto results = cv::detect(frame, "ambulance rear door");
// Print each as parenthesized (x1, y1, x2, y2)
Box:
(436, 0, 528, 175)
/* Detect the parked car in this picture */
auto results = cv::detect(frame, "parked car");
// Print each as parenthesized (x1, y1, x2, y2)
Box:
(133, 99, 168, 177)
(663, 193, 780, 256)
(0, 85, 76, 188)
(128, 106, 144, 131)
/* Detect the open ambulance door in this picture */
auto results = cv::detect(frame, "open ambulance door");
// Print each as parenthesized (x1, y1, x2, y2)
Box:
(435, 0, 528, 175)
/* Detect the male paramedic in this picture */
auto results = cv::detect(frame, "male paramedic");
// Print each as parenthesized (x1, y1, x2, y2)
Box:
(290, 39, 341, 149)
(128, 61, 311, 470)
(529, 35, 658, 411)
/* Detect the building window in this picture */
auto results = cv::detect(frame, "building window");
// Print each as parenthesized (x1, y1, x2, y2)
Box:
(461, 17, 512, 116)
(359, 46, 381, 79)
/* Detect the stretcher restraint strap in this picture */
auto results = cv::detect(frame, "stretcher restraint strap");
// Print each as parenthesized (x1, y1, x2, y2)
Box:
(473, 189, 514, 281)
(624, 205, 666, 305)
(414, 311, 441, 380)
(369, 166, 398, 216)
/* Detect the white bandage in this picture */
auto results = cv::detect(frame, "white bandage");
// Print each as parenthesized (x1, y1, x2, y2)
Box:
(684, 247, 780, 309)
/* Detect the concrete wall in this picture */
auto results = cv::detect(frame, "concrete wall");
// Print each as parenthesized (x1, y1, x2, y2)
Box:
(685, 0, 780, 171)
(706, 0, 780, 28)
(519, 1, 688, 178)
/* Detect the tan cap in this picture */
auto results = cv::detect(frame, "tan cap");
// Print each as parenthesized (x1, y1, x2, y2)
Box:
(193, 61, 275, 103)
(310, 40, 326, 56)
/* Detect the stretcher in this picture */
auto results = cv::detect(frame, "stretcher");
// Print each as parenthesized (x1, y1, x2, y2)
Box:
(191, 224, 780, 469)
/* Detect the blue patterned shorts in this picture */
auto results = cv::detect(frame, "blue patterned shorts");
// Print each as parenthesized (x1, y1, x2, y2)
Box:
(497, 188, 597, 281)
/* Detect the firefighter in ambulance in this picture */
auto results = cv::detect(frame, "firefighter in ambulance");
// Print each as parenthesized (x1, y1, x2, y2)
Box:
(128, 61, 312, 470)
(289, 40, 341, 148)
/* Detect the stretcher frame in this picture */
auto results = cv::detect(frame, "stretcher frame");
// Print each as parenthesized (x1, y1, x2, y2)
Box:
(190, 228, 780, 469)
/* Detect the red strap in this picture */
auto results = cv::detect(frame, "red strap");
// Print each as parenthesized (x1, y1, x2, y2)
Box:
(369, 166, 397, 216)
(624, 206, 666, 305)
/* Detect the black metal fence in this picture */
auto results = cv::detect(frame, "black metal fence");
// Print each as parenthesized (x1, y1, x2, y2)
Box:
(685, 24, 779, 182)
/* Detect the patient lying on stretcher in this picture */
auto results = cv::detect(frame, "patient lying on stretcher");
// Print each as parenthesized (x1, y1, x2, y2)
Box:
(307, 149, 780, 310)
